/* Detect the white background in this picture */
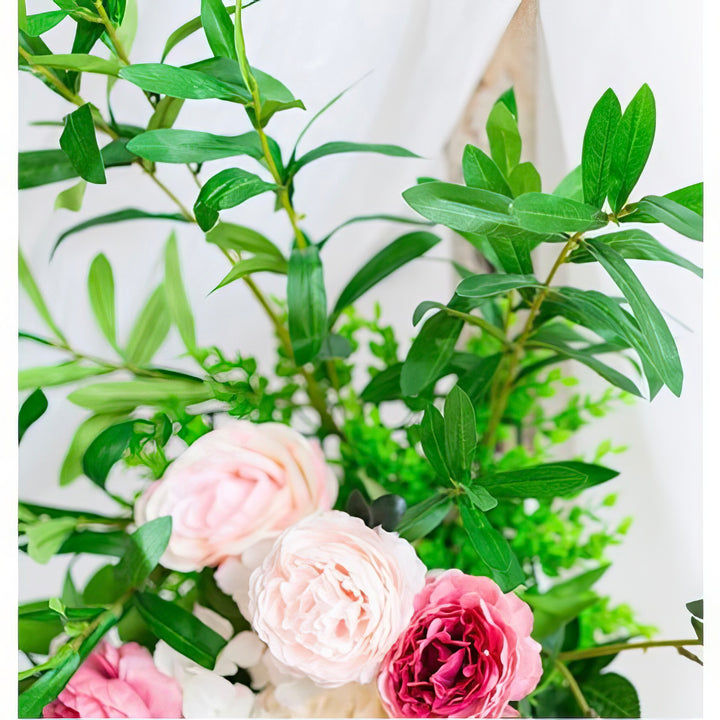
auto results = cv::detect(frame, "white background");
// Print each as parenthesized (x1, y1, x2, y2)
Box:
(18, 1, 704, 716)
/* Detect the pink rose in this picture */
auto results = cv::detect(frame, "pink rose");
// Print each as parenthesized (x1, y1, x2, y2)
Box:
(248, 510, 427, 688)
(135, 420, 338, 571)
(377, 569, 542, 718)
(43, 640, 182, 718)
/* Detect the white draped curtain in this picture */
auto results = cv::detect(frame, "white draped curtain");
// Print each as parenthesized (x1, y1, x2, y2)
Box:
(19, 1, 702, 715)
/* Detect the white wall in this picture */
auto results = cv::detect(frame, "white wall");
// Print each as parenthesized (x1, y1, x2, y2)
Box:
(19, 1, 702, 716)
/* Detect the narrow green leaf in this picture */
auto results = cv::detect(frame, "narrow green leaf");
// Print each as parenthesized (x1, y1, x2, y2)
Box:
(54, 208, 189, 255)
(291, 141, 418, 174)
(25, 517, 78, 564)
(508, 161, 542, 196)
(206, 222, 285, 260)
(486, 235, 535, 274)
(250, 68, 305, 127)
(146, 96, 185, 131)
(510, 192, 608, 233)
(25, 11, 68, 37)
(458, 497, 524, 591)
(82, 420, 150, 489)
(461, 144, 512, 196)
(18, 650, 81, 718)
(486, 100, 521, 177)
(54, 179, 87, 212)
(331, 231, 442, 321)
(58, 530, 130, 557)
(631, 195, 702, 241)
(569, 229, 701, 277)
(319, 213, 433, 247)
(212, 254, 288, 291)
(553, 164, 584, 202)
(88, 254, 117, 349)
(585, 238, 682, 395)
(194, 168, 275, 231)
(127, 129, 264, 164)
(124, 285, 172, 365)
(582, 673, 640, 718)
(480, 461, 619, 498)
(60, 103, 106, 184)
(201, 0, 238, 60)
(456, 272, 541, 299)
(18, 249, 67, 344)
(19, 140, 134, 189)
(462, 484, 498, 511)
(396, 493, 452, 543)
(444, 385, 476, 482)
(134, 592, 226, 669)
(115, 517, 172, 589)
(287, 245, 327, 365)
(419, 406, 451, 481)
(608, 84, 656, 212)
(27, 53, 120, 75)
(162, 5, 237, 61)
(582, 88, 622, 208)
(67, 378, 213, 413)
(664, 183, 703, 216)
(456, 352, 503, 404)
(118, 63, 249, 102)
(164, 232, 197, 353)
(360, 364, 403, 404)
(19, 362, 113, 391)
(59, 414, 125, 486)
(19, 389, 48, 442)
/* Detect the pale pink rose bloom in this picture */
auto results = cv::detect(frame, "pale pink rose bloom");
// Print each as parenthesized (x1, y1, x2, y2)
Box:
(249, 510, 427, 688)
(134, 420, 338, 572)
(377, 569, 542, 718)
(43, 640, 182, 718)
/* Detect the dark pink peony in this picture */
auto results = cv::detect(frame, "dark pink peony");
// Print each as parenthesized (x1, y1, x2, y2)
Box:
(377, 570, 542, 718)
(43, 641, 182, 718)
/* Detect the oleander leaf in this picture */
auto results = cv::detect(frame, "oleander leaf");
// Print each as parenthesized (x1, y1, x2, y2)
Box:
(201, 0, 237, 60)
(60, 103, 106, 184)
(461, 144, 512, 196)
(124, 285, 172, 365)
(510, 193, 608, 233)
(164, 232, 197, 353)
(87, 254, 117, 350)
(443, 385, 476, 483)
(630, 195, 702, 241)
(290, 141, 417, 175)
(206, 221, 284, 260)
(486, 100, 521, 178)
(213, 254, 288, 291)
(397, 493, 452, 543)
(455, 273, 541, 298)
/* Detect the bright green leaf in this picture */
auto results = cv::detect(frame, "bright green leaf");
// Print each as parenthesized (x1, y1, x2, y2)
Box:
(60, 103, 106, 184)
(462, 144, 512, 196)
(164, 232, 197, 354)
(444, 385, 476, 482)
(54, 180, 87, 212)
(88, 254, 117, 349)
(510, 192, 608, 233)
(124, 285, 172, 365)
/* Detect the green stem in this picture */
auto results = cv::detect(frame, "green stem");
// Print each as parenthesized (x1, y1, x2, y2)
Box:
(554, 658, 597, 717)
(436, 306, 511, 346)
(92, 0, 131, 65)
(558, 638, 702, 663)
(19, 46, 84, 106)
(481, 232, 582, 452)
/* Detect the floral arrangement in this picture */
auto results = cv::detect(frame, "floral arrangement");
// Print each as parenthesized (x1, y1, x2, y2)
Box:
(18, 1, 704, 718)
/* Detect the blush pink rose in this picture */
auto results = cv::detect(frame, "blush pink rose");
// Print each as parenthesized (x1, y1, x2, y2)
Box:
(135, 420, 338, 571)
(43, 640, 182, 718)
(377, 569, 542, 718)
(248, 510, 427, 688)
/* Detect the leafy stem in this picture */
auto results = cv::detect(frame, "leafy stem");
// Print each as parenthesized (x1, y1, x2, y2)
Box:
(92, 0, 130, 65)
(558, 638, 702, 663)
(554, 658, 598, 718)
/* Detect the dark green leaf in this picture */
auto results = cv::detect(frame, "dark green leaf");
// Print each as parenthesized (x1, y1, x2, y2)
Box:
(461, 144, 512, 195)
(443, 385, 476, 482)
(631, 195, 702, 241)
(400, 311, 463, 396)
(119, 63, 249, 102)
(486, 100, 521, 177)
(164, 232, 197, 353)
(287, 245, 327, 365)
(582, 88, 622, 208)
(585, 238, 682, 396)
(162, 5, 237, 61)
(419, 405, 451, 481)
(134, 592, 226, 669)
(206, 221, 285, 260)
(686, 599, 703, 619)
(19, 617, 64, 655)
(569, 229, 701, 277)
(582, 673, 640, 718)
(459, 496, 524, 591)
(194, 168, 275, 231)
(511, 192, 608, 233)
(58, 530, 129, 557)
(19, 362, 112, 391)
(212, 254, 288, 291)
(553, 164, 584, 202)
(396, 493, 452, 543)
(369, 494, 407, 532)
(201, 0, 237, 60)
(124, 285, 172, 365)
(115, 516, 172, 589)
(82, 420, 148, 489)
(480, 461, 618, 498)
(331, 231, 441, 321)
(317, 333, 353, 360)
(54, 208, 189, 255)
(360, 364, 403, 403)
(127, 129, 264, 164)
(67, 378, 213, 413)
(486, 235, 535, 274)
(87, 254, 117, 349)
(60, 103, 106, 184)
(345, 489, 373, 526)
(18, 650, 81, 719)
(19, 388, 48, 442)
(456, 352, 503, 404)
(290, 141, 418, 174)
(455, 272, 541, 298)
(508, 161, 542, 196)
(608, 84, 656, 212)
